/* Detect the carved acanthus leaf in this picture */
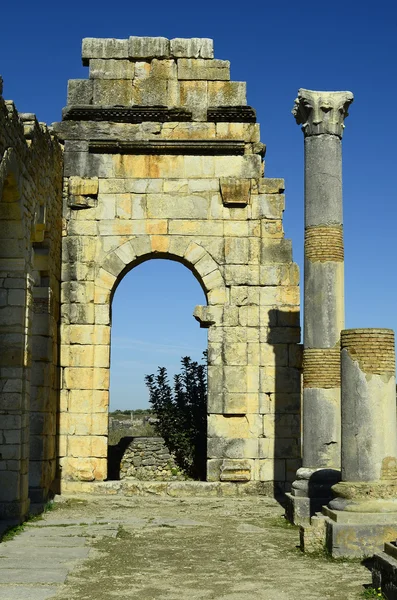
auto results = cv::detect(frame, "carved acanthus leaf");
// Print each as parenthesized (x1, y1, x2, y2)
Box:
(292, 88, 353, 138)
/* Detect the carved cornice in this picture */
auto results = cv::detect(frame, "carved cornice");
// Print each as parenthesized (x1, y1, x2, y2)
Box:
(292, 89, 353, 138)
(62, 105, 193, 123)
(207, 106, 256, 123)
(88, 139, 246, 155)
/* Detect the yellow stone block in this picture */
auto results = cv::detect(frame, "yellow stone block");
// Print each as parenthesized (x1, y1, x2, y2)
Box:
(91, 413, 108, 435)
(146, 220, 168, 234)
(151, 235, 169, 252)
(69, 176, 99, 197)
(207, 287, 228, 305)
(91, 436, 107, 457)
(96, 268, 116, 290)
(93, 390, 109, 412)
(94, 345, 110, 368)
(69, 390, 93, 413)
(65, 413, 91, 435)
(94, 286, 111, 304)
(67, 345, 95, 367)
(115, 194, 132, 219)
(246, 366, 260, 393)
(68, 435, 92, 457)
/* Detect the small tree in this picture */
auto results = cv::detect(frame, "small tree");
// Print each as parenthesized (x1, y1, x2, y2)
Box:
(145, 353, 207, 479)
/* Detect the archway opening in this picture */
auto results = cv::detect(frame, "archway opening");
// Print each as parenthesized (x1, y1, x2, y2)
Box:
(108, 258, 208, 481)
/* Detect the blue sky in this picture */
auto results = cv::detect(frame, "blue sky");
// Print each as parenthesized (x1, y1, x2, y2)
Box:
(1, 1, 396, 409)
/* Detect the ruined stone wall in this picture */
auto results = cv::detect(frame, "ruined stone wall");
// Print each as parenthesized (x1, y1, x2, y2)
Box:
(55, 37, 302, 491)
(119, 437, 183, 480)
(0, 78, 63, 519)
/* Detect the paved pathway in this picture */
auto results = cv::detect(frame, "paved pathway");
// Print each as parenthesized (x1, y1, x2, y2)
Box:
(0, 494, 372, 599)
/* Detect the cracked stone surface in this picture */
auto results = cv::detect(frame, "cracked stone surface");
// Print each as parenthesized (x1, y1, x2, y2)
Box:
(0, 495, 371, 599)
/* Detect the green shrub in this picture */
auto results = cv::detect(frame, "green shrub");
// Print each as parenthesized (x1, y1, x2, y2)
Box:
(145, 353, 207, 480)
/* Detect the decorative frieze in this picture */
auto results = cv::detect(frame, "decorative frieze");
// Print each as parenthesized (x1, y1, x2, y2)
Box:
(62, 106, 193, 123)
(207, 106, 256, 123)
(88, 139, 246, 155)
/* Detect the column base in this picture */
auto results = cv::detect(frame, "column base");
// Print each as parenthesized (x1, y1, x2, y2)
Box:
(323, 506, 397, 558)
(285, 467, 340, 525)
(285, 492, 331, 525)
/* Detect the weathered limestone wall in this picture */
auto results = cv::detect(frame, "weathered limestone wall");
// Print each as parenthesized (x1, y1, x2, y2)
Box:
(0, 78, 63, 519)
(55, 36, 302, 489)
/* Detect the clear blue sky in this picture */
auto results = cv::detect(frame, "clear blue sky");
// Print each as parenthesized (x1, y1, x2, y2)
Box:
(1, 1, 396, 409)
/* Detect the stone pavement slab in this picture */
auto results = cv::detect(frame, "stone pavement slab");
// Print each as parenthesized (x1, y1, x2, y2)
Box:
(0, 585, 59, 600)
(0, 494, 373, 599)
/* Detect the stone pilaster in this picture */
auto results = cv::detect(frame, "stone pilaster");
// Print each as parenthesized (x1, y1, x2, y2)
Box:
(285, 89, 353, 524)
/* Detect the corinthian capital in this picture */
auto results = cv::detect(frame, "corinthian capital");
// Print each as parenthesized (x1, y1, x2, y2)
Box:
(292, 89, 353, 138)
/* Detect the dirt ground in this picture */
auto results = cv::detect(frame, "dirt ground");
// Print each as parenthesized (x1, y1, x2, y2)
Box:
(40, 493, 373, 600)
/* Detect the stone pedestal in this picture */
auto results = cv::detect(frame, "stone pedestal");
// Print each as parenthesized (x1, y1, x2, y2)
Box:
(303, 329, 397, 557)
(286, 89, 353, 523)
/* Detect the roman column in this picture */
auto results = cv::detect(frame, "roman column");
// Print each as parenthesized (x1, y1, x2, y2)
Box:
(285, 89, 353, 523)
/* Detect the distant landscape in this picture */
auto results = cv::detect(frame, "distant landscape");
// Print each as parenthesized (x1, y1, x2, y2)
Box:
(108, 409, 157, 445)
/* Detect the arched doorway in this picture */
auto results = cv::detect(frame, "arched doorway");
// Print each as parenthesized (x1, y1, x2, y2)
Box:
(107, 258, 208, 480)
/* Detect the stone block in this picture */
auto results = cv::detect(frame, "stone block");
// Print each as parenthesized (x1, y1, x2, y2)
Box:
(251, 194, 285, 219)
(220, 459, 253, 482)
(82, 38, 129, 64)
(258, 458, 286, 481)
(89, 59, 135, 79)
(222, 393, 248, 414)
(208, 81, 246, 106)
(259, 178, 285, 194)
(67, 80, 93, 105)
(179, 81, 208, 121)
(223, 342, 247, 366)
(150, 59, 177, 79)
(68, 176, 98, 197)
(208, 437, 259, 459)
(220, 178, 251, 206)
(215, 156, 261, 179)
(224, 265, 260, 286)
(64, 152, 114, 179)
(238, 305, 260, 327)
(216, 122, 260, 142)
(261, 239, 293, 264)
(263, 413, 300, 438)
(259, 437, 300, 459)
(146, 193, 209, 220)
(170, 38, 213, 59)
(129, 37, 170, 59)
(93, 80, 133, 105)
(177, 59, 230, 81)
(133, 77, 168, 105)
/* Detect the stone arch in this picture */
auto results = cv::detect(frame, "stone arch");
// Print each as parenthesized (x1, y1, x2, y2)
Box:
(94, 237, 225, 409)
(95, 237, 226, 310)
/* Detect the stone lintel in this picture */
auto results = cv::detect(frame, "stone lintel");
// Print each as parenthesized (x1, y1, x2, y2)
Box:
(293, 88, 353, 138)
